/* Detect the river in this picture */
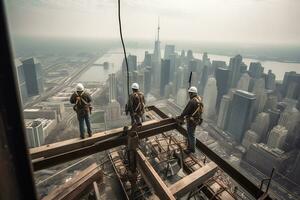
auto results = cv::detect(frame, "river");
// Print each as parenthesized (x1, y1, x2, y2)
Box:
(79, 48, 300, 82)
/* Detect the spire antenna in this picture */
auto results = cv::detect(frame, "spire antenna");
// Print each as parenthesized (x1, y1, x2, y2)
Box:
(157, 17, 160, 41)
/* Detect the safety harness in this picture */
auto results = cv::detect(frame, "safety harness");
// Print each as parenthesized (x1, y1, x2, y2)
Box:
(189, 96, 203, 125)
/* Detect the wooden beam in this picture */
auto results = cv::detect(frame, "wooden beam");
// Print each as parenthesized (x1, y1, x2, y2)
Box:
(136, 149, 176, 200)
(42, 163, 102, 200)
(169, 162, 218, 198)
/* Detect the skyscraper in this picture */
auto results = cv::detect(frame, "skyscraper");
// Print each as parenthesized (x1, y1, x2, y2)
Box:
(164, 44, 175, 59)
(249, 62, 264, 79)
(152, 20, 162, 87)
(143, 51, 152, 67)
(212, 60, 226, 76)
(250, 112, 270, 142)
(26, 120, 44, 148)
(252, 78, 268, 117)
(228, 55, 243, 89)
(15, 58, 27, 105)
(144, 67, 152, 95)
(128, 55, 137, 71)
(108, 73, 117, 102)
(217, 95, 231, 130)
(265, 70, 276, 90)
(215, 67, 229, 112)
(226, 90, 256, 142)
(176, 88, 187, 107)
(186, 50, 194, 63)
(267, 125, 288, 149)
(175, 66, 185, 92)
(281, 71, 300, 100)
(203, 77, 217, 119)
(242, 130, 259, 149)
(160, 59, 170, 97)
(237, 73, 250, 91)
(198, 65, 208, 96)
(22, 57, 44, 97)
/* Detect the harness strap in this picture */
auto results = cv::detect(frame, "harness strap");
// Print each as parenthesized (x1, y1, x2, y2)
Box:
(191, 96, 203, 117)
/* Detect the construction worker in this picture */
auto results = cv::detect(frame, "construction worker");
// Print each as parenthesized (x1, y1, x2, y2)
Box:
(70, 83, 92, 139)
(177, 86, 203, 154)
(125, 83, 146, 126)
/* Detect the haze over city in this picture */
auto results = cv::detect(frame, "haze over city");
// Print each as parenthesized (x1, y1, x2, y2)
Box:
(5, 0, 300, 44)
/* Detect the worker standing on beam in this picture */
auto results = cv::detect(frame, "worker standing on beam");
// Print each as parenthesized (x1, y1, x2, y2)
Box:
(125, 83, 146, 126)
(178, 86, 203, 154)
(70, 83, 93, 139)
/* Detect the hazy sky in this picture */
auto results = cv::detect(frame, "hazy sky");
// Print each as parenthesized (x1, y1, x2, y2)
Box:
(5, 0, 300, 44)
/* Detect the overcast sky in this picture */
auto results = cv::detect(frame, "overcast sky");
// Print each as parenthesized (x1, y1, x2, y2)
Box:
(5, 0, 300, 44)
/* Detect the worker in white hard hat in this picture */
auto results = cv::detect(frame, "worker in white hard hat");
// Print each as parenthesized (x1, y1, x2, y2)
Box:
(125, 82, 146, 126)
(70, 83, 93, 139)
(177, 86, 203, 154)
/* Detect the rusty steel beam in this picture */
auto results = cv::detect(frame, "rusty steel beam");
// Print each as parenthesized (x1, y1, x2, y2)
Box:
(32, 118, 178, 171)
(136, 149, 176, 200)
(174, 123, 271, 199)
(169, 162, 218, 198)
(31, 119, 163, 159)
(147, 106, 272, 200)
(42, 163, 102, 200)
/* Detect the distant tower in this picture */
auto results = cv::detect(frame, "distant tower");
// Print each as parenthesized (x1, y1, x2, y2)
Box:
(250, 112, 270, 142)
(175, 67, 185, 92)
(228, 55, 243, 89)
(281, 71, 300, 100)
(176, 88, 187, 107)
(26, 120, 44, 148)
(198, 65, 208, 96)
(215, 67, 229, 113)
(217, 95, 231, 130)
(203, 77, 217, 119)
(249, 62, 264, 79)
(237, 73, 250, 91)
(22, 57, 44, 97)
(144, 67, 152, 95)
(226, 90, 256, 142)
(15, 58, 28, 105)
(108, 73, 117, 102)
(252, 78, 268, 117)
(164, 45, 175, 59)
(265, 70, 276, 90)
(242, 130, 259, 149)
(267, 125, 288, 149)
(160, 59, 170, 97)
(128, 55, 137, 71)
(152, 18, 162, 87)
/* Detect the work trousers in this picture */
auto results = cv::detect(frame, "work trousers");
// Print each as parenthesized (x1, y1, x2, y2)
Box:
(77, 114, 92, 138)
(187, 122, 197, 153)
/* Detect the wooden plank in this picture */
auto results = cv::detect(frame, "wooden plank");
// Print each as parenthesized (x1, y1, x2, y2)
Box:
(169, 162, 218, 198)
(136, 149, 176, 200)
(42, 163, 102, 200)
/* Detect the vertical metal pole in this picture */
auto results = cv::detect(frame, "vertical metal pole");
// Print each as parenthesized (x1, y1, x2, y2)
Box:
(0, 1, 37, 199)
(127, 125, 139, 199)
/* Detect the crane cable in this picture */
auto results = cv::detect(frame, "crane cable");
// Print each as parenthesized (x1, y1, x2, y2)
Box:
(117, 0, 131, 104)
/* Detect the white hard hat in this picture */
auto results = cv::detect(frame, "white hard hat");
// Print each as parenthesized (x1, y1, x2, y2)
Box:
(188, 86, 197, 93)
(76, 83, 84, 91)
(131, 83, 139, 90)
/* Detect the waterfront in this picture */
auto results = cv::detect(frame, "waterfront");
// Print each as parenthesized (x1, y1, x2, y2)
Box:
(79, 48, 300, 82)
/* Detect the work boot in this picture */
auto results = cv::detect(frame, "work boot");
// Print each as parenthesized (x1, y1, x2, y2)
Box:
(184, 149, 192, 154)
(88, 132, 92, 137)
(80, 135, 85, 139)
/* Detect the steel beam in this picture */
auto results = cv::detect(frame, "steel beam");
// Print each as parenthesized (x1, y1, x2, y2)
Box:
(136, 149, 176, 200)
(42, 163, 102, 200)
(174, 123, 271, 199)
(32, 118, 178, 171)
(169, 162, 218, 198)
